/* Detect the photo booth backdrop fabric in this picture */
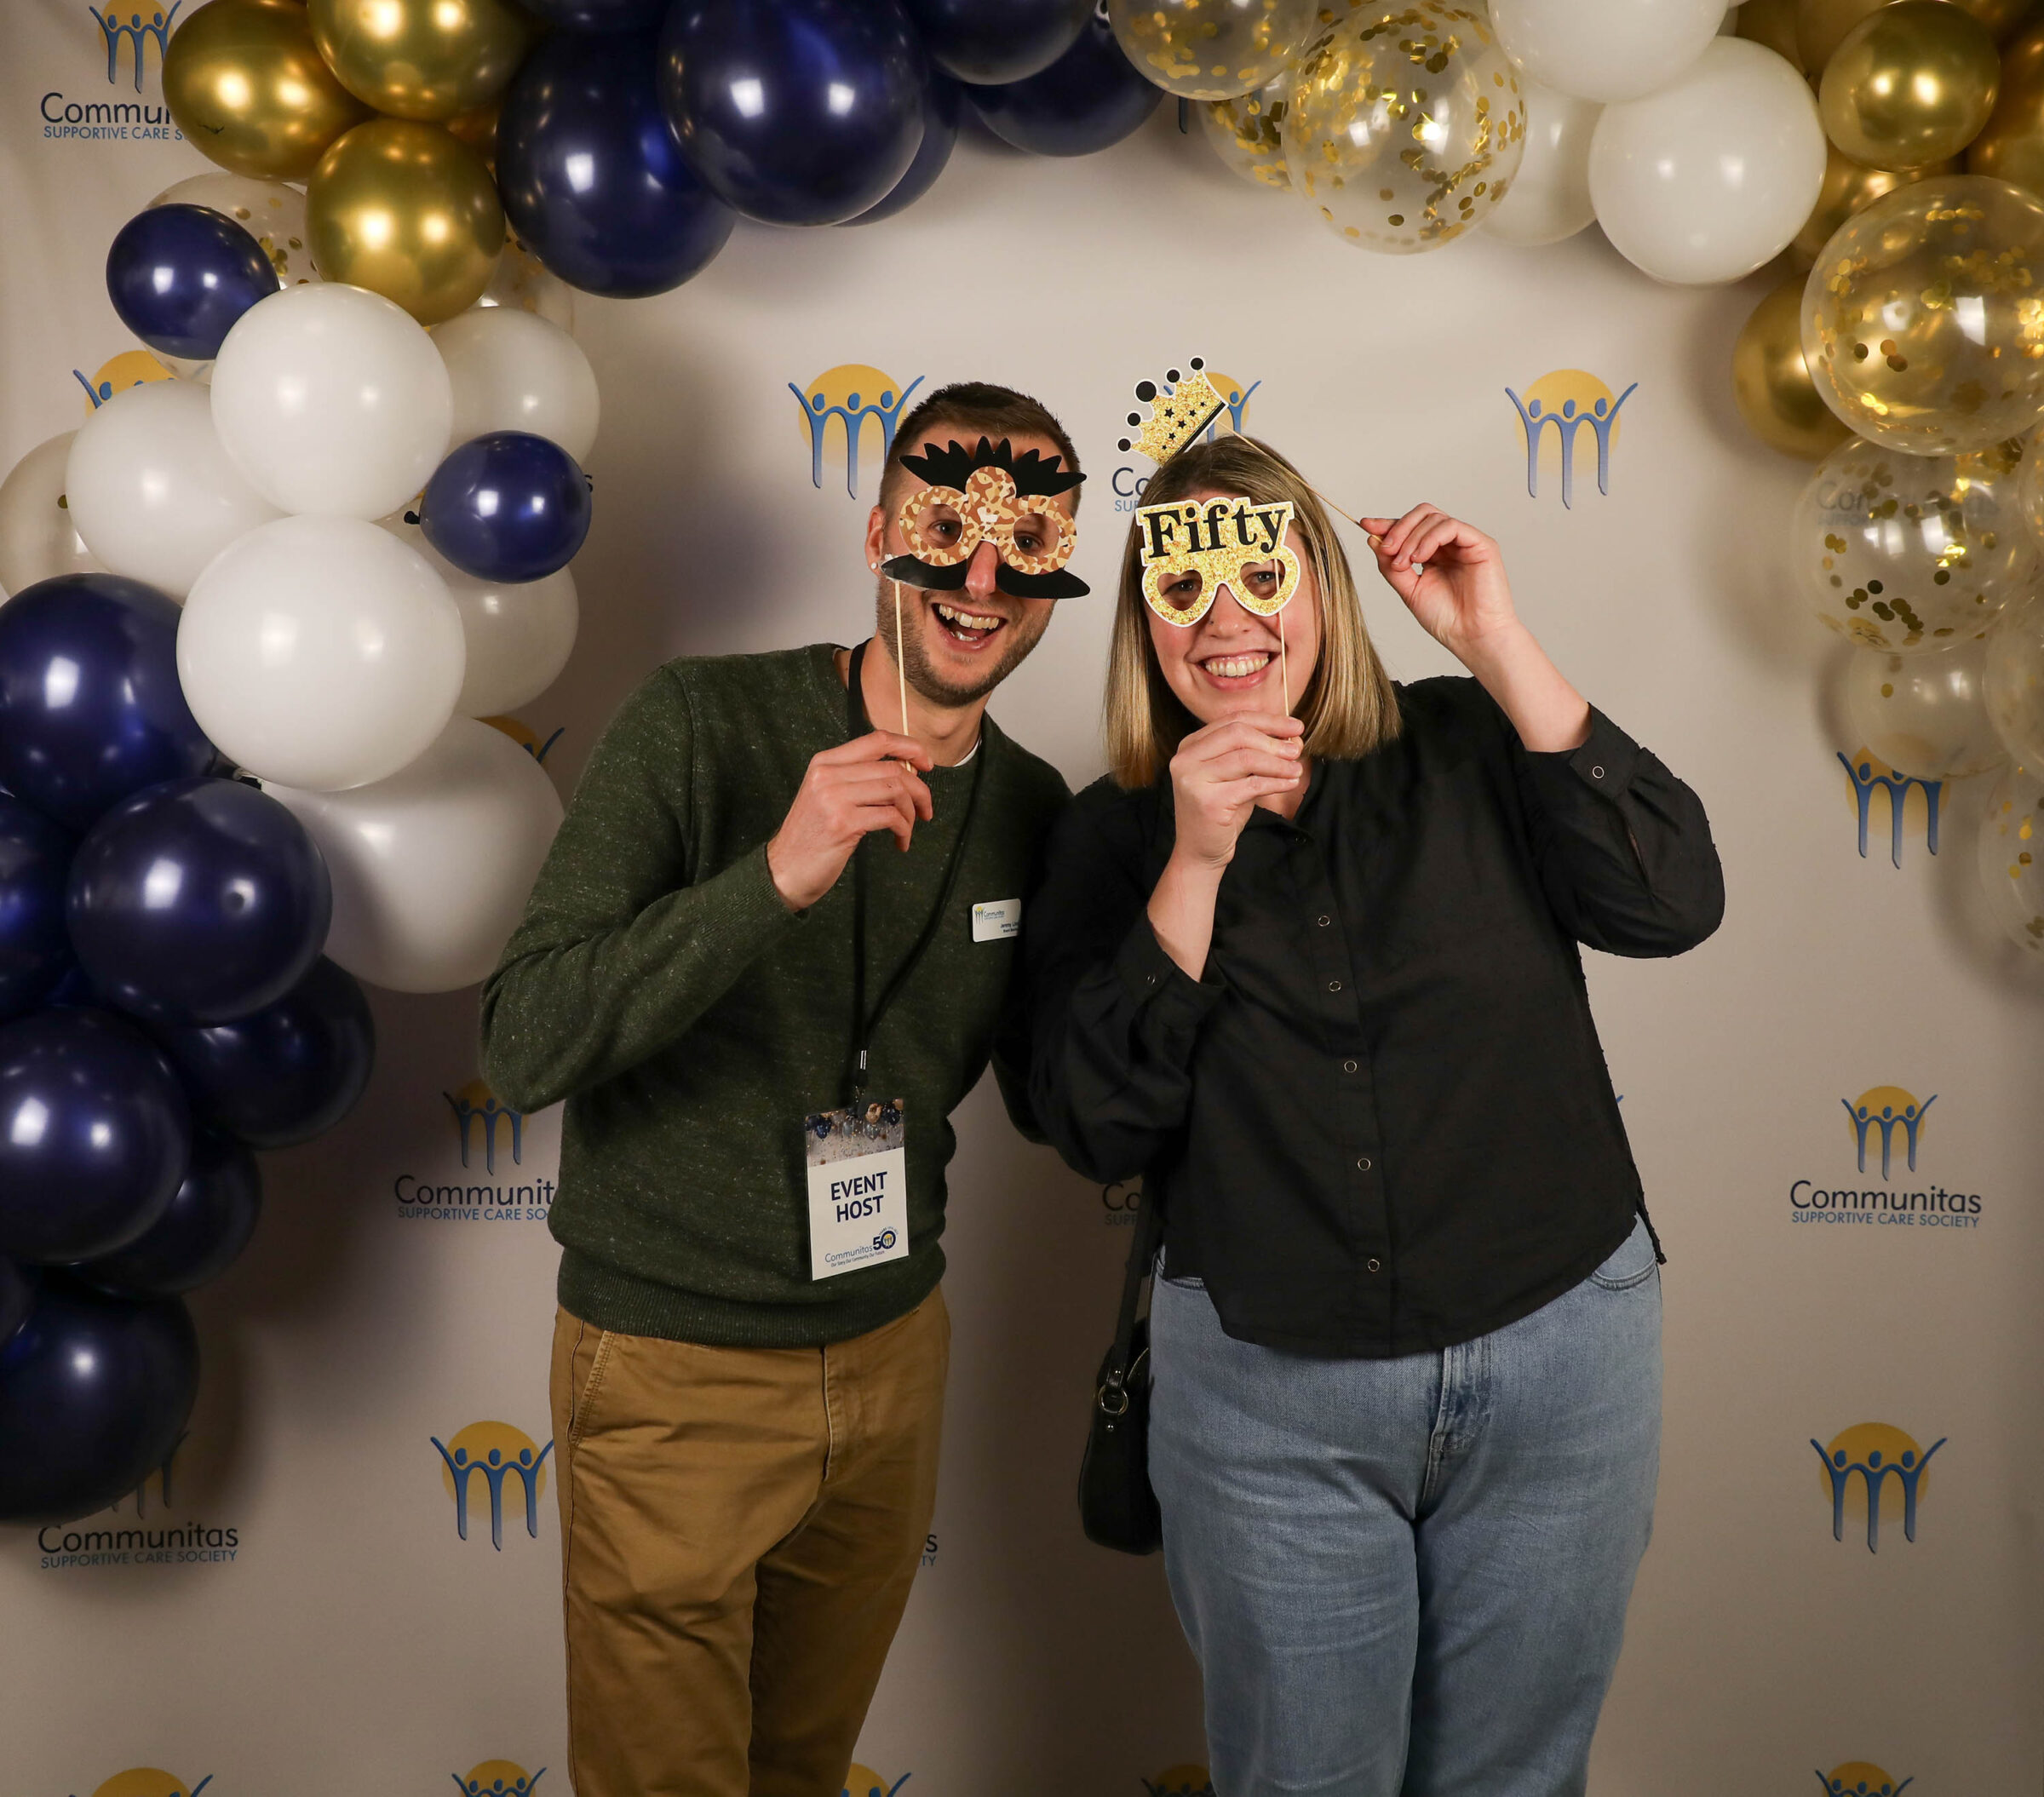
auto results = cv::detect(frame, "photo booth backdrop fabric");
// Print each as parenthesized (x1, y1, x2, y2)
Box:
(2, 3, 2041, 1794)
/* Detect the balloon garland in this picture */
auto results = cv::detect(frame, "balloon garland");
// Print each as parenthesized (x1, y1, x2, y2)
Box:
(5, 0, 2044, 1521)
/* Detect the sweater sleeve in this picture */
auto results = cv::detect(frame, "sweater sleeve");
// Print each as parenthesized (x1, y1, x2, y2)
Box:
(479, 667, 805, 1112)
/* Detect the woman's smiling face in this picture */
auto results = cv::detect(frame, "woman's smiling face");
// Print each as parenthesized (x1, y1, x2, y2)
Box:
(1145, 487, 1323, 729)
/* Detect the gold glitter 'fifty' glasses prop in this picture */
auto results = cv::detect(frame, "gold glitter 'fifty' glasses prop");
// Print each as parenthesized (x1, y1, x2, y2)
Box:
(1136, 494, 1306, 709)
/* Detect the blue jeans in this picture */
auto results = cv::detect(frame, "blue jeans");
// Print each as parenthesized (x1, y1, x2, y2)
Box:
(1148, 1218, 1662, 1797)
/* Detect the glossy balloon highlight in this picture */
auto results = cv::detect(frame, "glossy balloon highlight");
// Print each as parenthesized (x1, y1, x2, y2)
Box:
(421, 432, 592, 583)
(75, 1131, 262, 1298)
(163, 0, 372, 181)
(106, 204, 279, 364)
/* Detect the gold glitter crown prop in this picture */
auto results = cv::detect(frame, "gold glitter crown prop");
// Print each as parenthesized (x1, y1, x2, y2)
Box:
(1117, 357, 1232, 466)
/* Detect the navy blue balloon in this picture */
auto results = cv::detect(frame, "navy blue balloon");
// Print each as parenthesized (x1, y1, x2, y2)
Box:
(902, 0, 1091, 83)
(0, 1008, 191, 1264)
(965, 9, 1162, 156)
(658, 0, 930, 226)
(0, 1277, 198, 1525)
(67, 777, 330, 1027)
(75, 1131, 261, 1298)
(0, 1259, 31, 1347)
(845, 74, 962, 224)
(152, 956, 374, 1150)
(0, 575, 214, 834)
(498, 31, 736, 298)
(421, 432, 592, 583)
(519, 0, 666, 29)
(0, 795, 74, 1024)
(106, 203, 279, 364)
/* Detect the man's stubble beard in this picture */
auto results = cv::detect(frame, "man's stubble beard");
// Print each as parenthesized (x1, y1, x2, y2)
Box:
(875, 574, 1052, 709)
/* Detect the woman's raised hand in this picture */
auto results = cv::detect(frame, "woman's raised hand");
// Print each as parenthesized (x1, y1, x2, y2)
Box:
(1167, 715, 1306, 870)
(1359, 503, 1519, 661)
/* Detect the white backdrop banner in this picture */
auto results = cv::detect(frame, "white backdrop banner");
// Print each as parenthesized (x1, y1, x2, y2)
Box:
(2, 3, 2041, 1794)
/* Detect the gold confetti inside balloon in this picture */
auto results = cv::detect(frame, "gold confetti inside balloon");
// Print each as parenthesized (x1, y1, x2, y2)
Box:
(308, 0, 538, 123)
(1818, 2, 1999, 171)
(1985, 596, 2044, 762)
(1966, 16, 2044, 200)
(1734, 272, 1852, 458)
(1284, 2, 1525, 254)
(1803, 175, 2044, 455)
(306, 119, 505, 326)
(164, 0, 371, 181)
(1107, 0, 1321, 101)
(1975, 755, 2044, 954)
(1790, 145, 1956, 266)
(1793, 433, 2036, 650)
(1200, 72, 1294, 189)
(1846, 636, 2007, 776)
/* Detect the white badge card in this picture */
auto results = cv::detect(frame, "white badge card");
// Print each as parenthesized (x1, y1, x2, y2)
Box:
(971, 897, 1021, 942)
(804, 1099, 910, 1281)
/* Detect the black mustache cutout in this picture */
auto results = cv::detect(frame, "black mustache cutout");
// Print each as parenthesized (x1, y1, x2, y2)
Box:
(899, 435, 1085, 497)
(881, 552, 1090, 600)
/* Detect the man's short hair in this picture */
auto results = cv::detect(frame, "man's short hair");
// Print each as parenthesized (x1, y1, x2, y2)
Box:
(878, 381, 1082, 514)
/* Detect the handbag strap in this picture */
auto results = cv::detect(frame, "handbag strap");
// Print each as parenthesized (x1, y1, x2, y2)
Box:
(1097, 1190, 1163, 1417)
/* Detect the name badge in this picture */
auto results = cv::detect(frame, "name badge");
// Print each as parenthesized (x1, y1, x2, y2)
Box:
(803, 1099, 910, 1281)
(971, 897, 1021, 942)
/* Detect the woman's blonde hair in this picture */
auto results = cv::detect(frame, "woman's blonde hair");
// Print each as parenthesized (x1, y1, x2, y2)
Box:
(1104, 434, 1401, 788)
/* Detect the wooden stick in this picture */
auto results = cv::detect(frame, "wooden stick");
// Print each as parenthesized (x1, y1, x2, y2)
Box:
(892, 580, 910, 738)
(1281, 625, 1290, 717)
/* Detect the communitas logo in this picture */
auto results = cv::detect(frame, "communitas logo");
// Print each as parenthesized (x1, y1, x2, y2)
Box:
(1145, 1768, 1216, 1797)
(73, 1771, 211, 1797)
(1790, 1085, 1980, 1231)
(1817, 1765, 1913, 1796)
(41, 3, 186, 143)
(481, 715, 566, 765)
(1839, 747, 1941, 867)
(844, 1768, 910, 1797)
(1812, 1424, 1946, 1553)
(76, 349, 175, 411)
(393, 1078, 556, 1222)
(1102, 1178, 1141, 1228)
(1504, 370, 1635, 509)
(35, 1434, 242, 1571)
(432, 1421, 554, 1551)
(1110, 359, 1260, 512)
(791, 365, 924, 497)
(455, 1762, 546, 1796)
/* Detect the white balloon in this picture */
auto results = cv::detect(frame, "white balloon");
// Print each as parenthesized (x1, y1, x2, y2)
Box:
(1588, 37, 1825, 285)
(179, 514, 464, 789)
(1846, 640, 2007, 780)
(432, 308, 600, 464)
(65, 380, 283, 600)
(1484, 79, 1600, 246)
(210, 284, 453, 520)
(267, 718, 563, 993)
(0, 433, 100, 599)
(1492, 0, 1723, 102)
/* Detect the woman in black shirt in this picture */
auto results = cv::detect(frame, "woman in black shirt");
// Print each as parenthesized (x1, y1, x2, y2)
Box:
(1026, 435, 1721, 1796)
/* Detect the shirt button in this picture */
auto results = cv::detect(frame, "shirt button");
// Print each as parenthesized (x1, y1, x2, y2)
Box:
(1357, 1156, 1372, 1171)
(1367, 1258, 1382, 1273)
(1145, 973, 1157, 985)
(1318, 915, 1332, 927)
(1328, 979, 1342, 992)
(1342, 1059, 1358, 1073)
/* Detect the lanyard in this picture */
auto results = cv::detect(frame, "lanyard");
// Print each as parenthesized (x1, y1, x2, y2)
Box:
(845, 639, 985, 1101)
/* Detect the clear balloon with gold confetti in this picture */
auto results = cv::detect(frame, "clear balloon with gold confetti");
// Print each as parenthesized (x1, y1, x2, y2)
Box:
(1975, 755, 2044, 955)
(1846, 637, 2007, 778)
(1802, 174, 2044, 455)
(1984, 595, 2044, 763)
(1200, 71, 1294, 190)
(1792, 434, 2037, 651)
(1284, 2, 1525, 254)
(1107, 0, 1322, 102)
(476, 235, 577, 334)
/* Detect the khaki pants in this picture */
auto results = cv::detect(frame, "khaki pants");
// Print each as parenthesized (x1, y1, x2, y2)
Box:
(549, 1289, 950, 1797)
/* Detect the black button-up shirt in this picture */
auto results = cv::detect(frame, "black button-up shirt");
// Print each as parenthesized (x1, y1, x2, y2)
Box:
(1025, 677, 1724, 1358)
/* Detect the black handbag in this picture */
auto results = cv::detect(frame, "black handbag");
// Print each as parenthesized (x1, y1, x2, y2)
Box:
(1078, 1189, 1163, 1554)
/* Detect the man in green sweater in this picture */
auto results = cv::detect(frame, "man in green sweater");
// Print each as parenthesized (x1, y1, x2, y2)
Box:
(480, 382, 1079, 1797)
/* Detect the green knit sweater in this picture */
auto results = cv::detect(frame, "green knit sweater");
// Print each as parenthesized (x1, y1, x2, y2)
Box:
(479, 643, 1071, 1347)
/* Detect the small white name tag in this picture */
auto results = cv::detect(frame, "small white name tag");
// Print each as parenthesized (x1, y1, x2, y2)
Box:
(972, 897, 1021, 942)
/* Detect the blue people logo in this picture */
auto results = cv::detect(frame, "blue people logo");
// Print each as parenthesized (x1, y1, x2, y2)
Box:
(1111, 359, 1260, 510)
(77, 1773, 212, 1797)
(1812, 1423, 1946, 1553)
(1842, 1085, 1935, 1181)
(1145, 1767, 1217, 1797)
(843, 1767, 910, 1797)
(1839, 746, 1941, 867)
(432, 1421, 554, 1550)
(447, 1078, 525, 1174)
(482, 715, 565, 765)
(455, 1761, 547, 1796)
(89, 2, 181, 89)
(1505, 370, 1637, 509)
(74, 349, 175, 411)
(1817, 1765, 1913, 1796)
(791, 365, 925, 497)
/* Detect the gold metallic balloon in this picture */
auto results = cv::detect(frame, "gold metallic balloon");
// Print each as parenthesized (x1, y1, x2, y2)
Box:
(1803, 174, 2044, 454)
(306, 119, 505, 325)
(1792, 433, 2035, 650)
(1200, 72, 1293, 190)
(1740, 0, 1808, 75)
(307, 0, 538, 122)
(1800, 0, 2034, 78)
(163, 0, 371, 181)
(1284, 3, 1525, 255)
(446, 97, 502, 170)
(1790, 145, 1956, 264)
(1818, 1, 1999, 169)
(1107, 0, 1321, 101)
(1733, 273, 1852, 458)
(1966, 15, 2044, 198)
